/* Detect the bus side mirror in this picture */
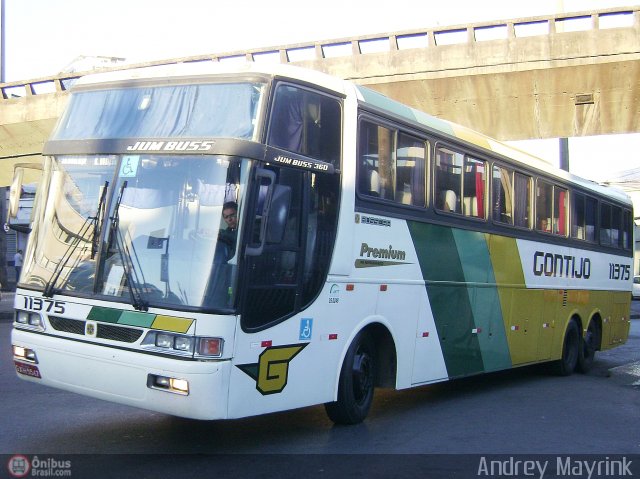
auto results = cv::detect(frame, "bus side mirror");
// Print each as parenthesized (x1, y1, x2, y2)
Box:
(8, 168, 25, 218)
(7, 163, 43, 221)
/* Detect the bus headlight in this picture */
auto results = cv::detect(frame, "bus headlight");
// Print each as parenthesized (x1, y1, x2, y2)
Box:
(174, 336, 193, 352)
(16, 311, 29, 324)
(141, 331, 223, 358)
(155, 333, 174, 349)
(14, 310, 45, 332)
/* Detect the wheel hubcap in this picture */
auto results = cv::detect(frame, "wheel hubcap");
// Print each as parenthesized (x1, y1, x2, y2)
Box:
(352, 349, 372, 404)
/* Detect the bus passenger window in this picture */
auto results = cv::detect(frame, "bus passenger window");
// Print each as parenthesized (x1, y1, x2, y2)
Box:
(463, 157, 486, 218)
(571, 192, 586, 239)
(396, 133, 427, 207)
(600, 203, 612, 245)
(536, 180, 553, 232)
(611, 206, 622, 247)
(513, 172, 531, 228)
(435, 147, 462, 213)
(554, 186, 568, 236)
(492, 165, 513, 225)
(571, 193, 597, 241)
(622, 210, 632, 249)
(585, 196, 597, 241)
(358, 121, 395, 200)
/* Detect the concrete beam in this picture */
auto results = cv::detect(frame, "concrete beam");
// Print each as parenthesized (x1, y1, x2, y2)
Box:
(365, 60, 640, 140)
(0, 94, 65, 185)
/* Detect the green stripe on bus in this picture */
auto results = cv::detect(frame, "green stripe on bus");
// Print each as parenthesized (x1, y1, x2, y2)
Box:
(452, 229, 511, 372)
(118, 311, 155, 328)
(87, 306, 122, 323)
(408, 221, 485, 378)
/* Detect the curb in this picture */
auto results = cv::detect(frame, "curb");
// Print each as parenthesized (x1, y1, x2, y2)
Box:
(608, 361, 640, 387)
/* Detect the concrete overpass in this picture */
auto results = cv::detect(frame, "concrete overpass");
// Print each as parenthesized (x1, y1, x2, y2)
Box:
(1, 6, 639, 185)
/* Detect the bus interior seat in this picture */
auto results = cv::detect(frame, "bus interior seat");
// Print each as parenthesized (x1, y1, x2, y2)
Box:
(363, 166, 380, 197)
(463, 196, 478, 216)
(442, 189, 458, 212)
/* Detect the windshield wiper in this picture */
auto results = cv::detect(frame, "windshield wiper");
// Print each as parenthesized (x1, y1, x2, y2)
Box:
(91, 181, 109, 259)
(43, 181, 110, 298)
(108, 181, 149, 311)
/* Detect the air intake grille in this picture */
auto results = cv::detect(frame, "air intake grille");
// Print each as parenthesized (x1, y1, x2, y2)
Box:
(49, 317, 85, 335)
(97, 323, 143, 343)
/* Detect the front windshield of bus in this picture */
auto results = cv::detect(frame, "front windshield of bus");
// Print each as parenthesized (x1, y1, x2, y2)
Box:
(52, 81, 265, 141)
(22, 154, 250, 312)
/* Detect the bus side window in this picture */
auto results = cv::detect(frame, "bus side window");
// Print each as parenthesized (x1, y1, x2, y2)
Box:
(536, 180, 553, 232)
(585, 196, 597, 241)
(611, 206, 622, 247)
(435, 147, 462, 213)
(492, 165, 513, 224)
(513, 172, 531, 228)
(358, 121, 395, 200)
(571, 192, 586, 239)
(622, 209, 632, 249)
(600, 203, 612, 245)
(395, 133, 427, 207)
(463, 157, 486, 218)
(554, 186, 568, 236)
(267, 84, 342, 166)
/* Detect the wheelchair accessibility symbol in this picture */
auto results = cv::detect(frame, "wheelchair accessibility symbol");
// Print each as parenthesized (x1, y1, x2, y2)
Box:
(299, 318, 313, 340)
(119, 155, 140, 178)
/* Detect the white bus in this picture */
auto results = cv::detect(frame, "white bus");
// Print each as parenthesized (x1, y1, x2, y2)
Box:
(11, 63, 634, 424)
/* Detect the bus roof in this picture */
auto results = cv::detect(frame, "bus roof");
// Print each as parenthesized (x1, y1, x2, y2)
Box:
(72, 61, 350, 97)
(355, 85, 632, 206)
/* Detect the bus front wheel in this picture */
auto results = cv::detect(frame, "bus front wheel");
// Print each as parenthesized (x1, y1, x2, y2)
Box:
(324, 331, 375, 425)
(553, 319, 580, 376)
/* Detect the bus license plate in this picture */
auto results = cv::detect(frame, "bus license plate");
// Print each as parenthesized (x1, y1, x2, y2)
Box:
(14, 361, 41, 379)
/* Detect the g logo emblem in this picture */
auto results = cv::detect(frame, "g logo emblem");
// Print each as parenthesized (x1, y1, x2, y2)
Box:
(237, 343, 308, 395)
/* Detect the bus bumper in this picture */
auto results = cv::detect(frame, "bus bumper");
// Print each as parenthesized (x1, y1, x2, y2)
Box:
(11, 328, 232, 420)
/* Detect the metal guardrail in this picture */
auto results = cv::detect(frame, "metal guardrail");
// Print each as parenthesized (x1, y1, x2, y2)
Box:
(1, 6, 638, 100)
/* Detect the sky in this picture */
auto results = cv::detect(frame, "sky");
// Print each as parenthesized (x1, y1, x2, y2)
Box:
(1, 0, 639, 183)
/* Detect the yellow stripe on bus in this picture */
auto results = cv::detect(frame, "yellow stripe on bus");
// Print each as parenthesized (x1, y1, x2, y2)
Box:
(151, 315, 194, 334)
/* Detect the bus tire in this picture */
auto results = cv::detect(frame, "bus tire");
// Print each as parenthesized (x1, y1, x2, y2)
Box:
(324, 331, 375, 425)
(553, 319, 580, 376)
(577, 320, 599, 374)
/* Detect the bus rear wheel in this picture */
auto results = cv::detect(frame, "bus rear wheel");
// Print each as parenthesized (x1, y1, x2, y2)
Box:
(553, 319, 580, 376)
(577, 320, 599, 374)
(324, 331, 375, 425)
